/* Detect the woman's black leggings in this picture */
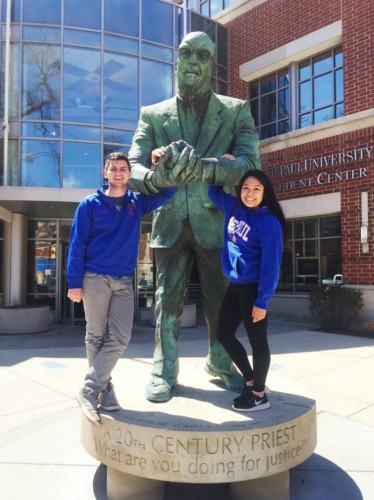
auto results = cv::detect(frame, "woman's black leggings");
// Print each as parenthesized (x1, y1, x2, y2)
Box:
(216, 282, 270, 393)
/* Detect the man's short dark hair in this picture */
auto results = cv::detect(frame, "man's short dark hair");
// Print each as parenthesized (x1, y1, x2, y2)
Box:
(105, 152, 131, 170)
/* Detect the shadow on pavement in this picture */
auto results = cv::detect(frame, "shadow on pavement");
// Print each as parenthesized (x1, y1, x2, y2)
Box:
(91, 453, 363, 500)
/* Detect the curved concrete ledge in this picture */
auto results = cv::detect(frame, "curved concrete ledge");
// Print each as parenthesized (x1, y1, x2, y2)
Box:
(81, 371, 316, 500)
(0, 305, 50, 334)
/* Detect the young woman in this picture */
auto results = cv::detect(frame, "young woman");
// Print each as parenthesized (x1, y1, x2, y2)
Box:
(208, 169, 285, 412)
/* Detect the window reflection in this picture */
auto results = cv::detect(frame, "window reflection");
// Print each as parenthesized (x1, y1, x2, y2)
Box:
(63, 141, 101, 189)
(27, 238, 57, 311)
(9, 43, 20, 119)
(22, 44, 61, 121)
(22, 122, 60, 138)
(1, 0, 20, 22)
(63, 124, 100, 141)
(141, 59, 173, 106)
(104, 35, 139, 54)
(314, 73, 333, 108)
(104, 0, 139, 37)
(104, 128, 134, 145)
(23, 26, 61, 42)
(63, 46, 101, 124)
(142, 0, 173, 46)
(23, 0, 61, 24)
(21, 139, 60, 187)
(64, 29, 101, 47)
(142, 42, 173, 62)
(103, 52, 139, 128)
(64, 0, 101, 30)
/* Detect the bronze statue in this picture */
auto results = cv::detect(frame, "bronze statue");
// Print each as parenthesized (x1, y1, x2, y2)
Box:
(128, 31, 260, 402)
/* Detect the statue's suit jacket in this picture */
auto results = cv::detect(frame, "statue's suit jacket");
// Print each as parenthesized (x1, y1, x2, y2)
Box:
(128, 91, 260, 249)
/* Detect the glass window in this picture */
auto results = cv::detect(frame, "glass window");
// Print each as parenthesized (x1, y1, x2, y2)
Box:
(142, 0, 173, 46)
(23, 0, 61, 24)
(191, 12, 216, 42)
(59, 220, 72, 240)
(141, 59, 173, 106)
(313, 51, 332, 75)
(22, 44, 61, 121)
(103, 144, 128, 159)
(314, 106, 333, 124)
(2, 0, 20, 22)
(64, 0, 101, 30)
(305, 219, 317, 238)
(27, 239, 57, 311)
(63, 141, 101, 189)
(250, 46, 343, 139)
(104, 0, 139, 37)
(320, 216, 341, 237)
(249, 69, 290, 140)
(142, 42, 173, 62)
(23, 26, 61, 42)
(22, 122, 60, 138)
(277, 216, 342, 293)
(103, 51, 139, 128)
(298, 48, 343, 130)
(299, 81, 311, 112)
(9, 43, 20, 119)
(63, 124, 100, 141)
(21, 139, 60, 187)
(314, 73, 333, 108)
(28, 220, 57, 239)
(104, 128, 134, 146)
(320, 238, 342, 285)
(63, 46, 101, 124)
(104, 34, 139, 54)
(64, 29, 101, 47)
(217, 24, 228, 66)
(7, 139, 19, 186)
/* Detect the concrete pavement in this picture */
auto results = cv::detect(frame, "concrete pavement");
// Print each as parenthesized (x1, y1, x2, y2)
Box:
(0, 315, 373, 499)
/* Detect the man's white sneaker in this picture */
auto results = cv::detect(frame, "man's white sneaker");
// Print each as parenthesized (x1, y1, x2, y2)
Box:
(76, 388, 101, 425)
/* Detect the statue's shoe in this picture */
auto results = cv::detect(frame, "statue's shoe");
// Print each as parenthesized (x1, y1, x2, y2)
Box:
(205, 362, 244, 393)
(145, 376, 177, 402)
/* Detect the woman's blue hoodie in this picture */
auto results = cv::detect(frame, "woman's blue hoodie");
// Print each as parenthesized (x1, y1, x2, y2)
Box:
(208, 185, 283, 310)
(67, 186, 176, 289)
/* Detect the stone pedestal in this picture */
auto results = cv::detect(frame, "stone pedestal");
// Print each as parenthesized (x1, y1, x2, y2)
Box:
(0, 305, 50, 334)
(80, 363, 316, 500)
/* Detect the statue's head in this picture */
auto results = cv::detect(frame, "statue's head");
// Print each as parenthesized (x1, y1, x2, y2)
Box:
(176, 31, 216, 98)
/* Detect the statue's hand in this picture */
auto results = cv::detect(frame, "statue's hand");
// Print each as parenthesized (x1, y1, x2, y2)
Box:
(151, 143, 190, 188)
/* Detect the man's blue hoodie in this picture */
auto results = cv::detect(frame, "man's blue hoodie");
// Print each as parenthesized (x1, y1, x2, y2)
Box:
(67, 186, 176, 289)
(208, 185, 283, 310)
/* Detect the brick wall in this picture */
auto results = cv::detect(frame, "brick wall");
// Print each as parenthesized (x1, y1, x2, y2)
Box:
(227, 1, 374, 284)
(228, 0, 341, 99)
(260, 127, 374, 284)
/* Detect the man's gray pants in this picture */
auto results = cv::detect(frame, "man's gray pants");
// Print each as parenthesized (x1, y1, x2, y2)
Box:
(82, 273, 134, 395)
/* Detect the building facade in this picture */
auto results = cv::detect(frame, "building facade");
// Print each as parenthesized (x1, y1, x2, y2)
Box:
(0, 0, 373, 325)
(0, 0, 228, 322)
(216, 0, 374, 321)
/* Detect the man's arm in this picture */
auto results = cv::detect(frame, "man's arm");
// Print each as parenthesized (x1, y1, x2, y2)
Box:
(141, 187, 177, 215)
(67, 200, 92, 290)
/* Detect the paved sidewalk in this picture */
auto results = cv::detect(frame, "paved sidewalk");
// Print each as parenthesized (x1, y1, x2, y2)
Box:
(0, 316, 373, 499)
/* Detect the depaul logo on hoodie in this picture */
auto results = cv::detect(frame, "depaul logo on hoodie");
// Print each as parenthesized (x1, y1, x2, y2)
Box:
(228, 216, 251, 243)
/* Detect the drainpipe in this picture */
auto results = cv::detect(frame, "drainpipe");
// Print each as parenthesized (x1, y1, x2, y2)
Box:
(3, 0, 12, 187)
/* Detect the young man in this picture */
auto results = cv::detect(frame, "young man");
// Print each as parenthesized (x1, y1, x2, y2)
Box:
(67, 152, 177, 425)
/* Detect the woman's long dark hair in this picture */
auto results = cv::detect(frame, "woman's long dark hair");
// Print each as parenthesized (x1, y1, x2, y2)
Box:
(238, 169, 287, 239)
